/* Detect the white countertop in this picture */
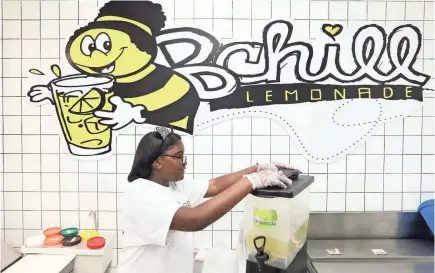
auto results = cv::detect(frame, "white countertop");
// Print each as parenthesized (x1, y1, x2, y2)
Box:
(1, 241, 22, 270)
(4, 254, 75, 273)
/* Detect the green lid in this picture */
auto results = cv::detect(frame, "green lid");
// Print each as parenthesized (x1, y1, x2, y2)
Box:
(60, 227, 79, 237)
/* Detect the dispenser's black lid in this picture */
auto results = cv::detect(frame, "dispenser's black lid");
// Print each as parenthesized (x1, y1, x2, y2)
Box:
(251, 174, 315, 198)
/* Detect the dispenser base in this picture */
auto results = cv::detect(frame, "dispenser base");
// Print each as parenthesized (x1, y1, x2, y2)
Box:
(245, 242, 307, 273)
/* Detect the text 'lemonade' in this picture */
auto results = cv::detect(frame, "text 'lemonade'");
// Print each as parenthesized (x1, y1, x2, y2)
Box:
(49, 74, 114, 156)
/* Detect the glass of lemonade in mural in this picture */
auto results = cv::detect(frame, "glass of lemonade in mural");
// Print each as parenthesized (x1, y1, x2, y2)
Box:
(49, 74, 114, 156)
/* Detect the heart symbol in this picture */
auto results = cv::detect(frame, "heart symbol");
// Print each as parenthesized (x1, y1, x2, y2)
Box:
(322, 24, 343, 41)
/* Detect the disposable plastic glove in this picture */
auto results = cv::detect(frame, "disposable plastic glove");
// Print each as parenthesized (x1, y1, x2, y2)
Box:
(257, 162, 297, 172)
(244, 170, 292, 190)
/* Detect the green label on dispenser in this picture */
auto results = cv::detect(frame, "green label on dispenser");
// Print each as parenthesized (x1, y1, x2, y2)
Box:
(253, 208, 278, 230)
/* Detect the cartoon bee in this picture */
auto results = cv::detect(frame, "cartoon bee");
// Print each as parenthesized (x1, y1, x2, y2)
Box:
(28, 0, 201, 134)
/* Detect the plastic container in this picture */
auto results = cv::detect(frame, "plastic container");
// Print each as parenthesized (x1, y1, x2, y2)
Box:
(43, 227, 62, 237)
(26, 235, 46, 247)
(243, 174, 314, 270)
(62, 235, 82, 247)
(60, 227, 79, 238)
(80, 230, 99, 241)
(44, 234, 64, 247)
(418, 199, 434, 234)
(87, 237, 106, 250)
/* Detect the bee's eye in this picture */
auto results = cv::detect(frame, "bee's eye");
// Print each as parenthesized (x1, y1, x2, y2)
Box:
(95, 33, 112, 54)
(81, 35, 95, 56)
(88, 44, 96, 52)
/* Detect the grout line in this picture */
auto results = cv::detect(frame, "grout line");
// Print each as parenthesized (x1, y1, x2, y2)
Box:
(1, 0, 4, 241)
(191, 0, 195, 185)
(3, 17, 434, 22)
(250, 0, 253, 40)
(402, 0, 407, 208)
(95, 0, 100, 234)
(76, 0, 80, 231)
(2, 189, 433, 194)
(382, 0, 387, 211)
(1, 170, 434, 174)
(20, 0, 24, 241)
(420, 1, 426, 205)
(325, 163, 330, 213)
(343, 2, 349, 213)
(230, 0, 234, 250)
(344, 146, 347, 211)
(230, 122, 233, 249)
(211, 0, 215, 247)
(57, 0, 61, 231)
(2, 86, 435, 107)
(15, 55, 435, 60)
(1, 137, 435, 141)
(115, 140, 119, 262)
(38, 0, 43, 232)
(364, 142, 367, 211)
(401, 119, 406, 210)
(382, 125, 386, 212)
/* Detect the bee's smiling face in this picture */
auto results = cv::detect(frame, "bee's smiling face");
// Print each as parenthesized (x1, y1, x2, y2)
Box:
(68, 29, 152, 78)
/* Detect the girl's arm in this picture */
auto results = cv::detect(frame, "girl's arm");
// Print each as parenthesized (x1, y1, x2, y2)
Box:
(205, 165, 257, 197)
(171, 177, 253, 231)
(170, 170, 291, 232)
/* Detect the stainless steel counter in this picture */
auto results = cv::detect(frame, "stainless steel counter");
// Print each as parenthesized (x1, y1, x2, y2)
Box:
(310, 260, 434, 273)
(308, 239, 434, 261)
(306, 212, 434, 273)
(307, 212, 432, 240)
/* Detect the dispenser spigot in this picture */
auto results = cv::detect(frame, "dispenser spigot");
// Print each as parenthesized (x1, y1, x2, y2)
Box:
(253, 236, 270, 272)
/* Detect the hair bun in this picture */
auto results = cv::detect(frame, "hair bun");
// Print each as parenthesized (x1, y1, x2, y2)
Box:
(155, 126, 172, 140)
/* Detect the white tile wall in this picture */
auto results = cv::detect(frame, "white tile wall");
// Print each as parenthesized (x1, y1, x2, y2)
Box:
(1, 0, 434, 272)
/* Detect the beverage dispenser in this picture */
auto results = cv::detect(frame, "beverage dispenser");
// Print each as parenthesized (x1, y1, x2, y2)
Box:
(242, 169, 314, 273)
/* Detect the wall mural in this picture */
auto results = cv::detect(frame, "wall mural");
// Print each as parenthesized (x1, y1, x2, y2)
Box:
(27, 1, 430, 163)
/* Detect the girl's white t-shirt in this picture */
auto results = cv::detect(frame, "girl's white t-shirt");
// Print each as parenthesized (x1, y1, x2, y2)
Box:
(118, 178, 209, 273)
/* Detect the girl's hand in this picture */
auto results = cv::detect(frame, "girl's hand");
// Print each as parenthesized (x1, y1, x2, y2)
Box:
(257, 162, 297, 172)
(244, 170, 292, 190)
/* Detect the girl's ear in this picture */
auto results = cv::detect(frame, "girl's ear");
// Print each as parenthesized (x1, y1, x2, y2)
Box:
(152, 158, 162, 170)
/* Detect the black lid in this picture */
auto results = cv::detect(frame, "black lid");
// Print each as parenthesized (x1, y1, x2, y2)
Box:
(62, 235, 82, 247)
(251, 174, 315, 198)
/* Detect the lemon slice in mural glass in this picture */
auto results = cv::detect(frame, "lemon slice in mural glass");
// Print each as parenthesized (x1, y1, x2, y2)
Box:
(69, 89, 103, 114)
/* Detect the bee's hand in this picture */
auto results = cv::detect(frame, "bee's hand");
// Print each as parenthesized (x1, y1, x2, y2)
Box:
(27, 85, 54, 104)
(94, 96, 146, 130)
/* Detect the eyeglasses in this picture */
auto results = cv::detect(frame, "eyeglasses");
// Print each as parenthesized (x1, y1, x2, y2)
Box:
(161, 155, 187, 165)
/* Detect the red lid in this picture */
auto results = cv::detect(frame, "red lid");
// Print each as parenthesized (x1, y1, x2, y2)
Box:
(43, 227, 61, 237)
(44, 234, 64, 247)
(87, 237, 106, 250)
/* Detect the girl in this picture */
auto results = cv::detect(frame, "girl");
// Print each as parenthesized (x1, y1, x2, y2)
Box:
(118, 127, 294, 273)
